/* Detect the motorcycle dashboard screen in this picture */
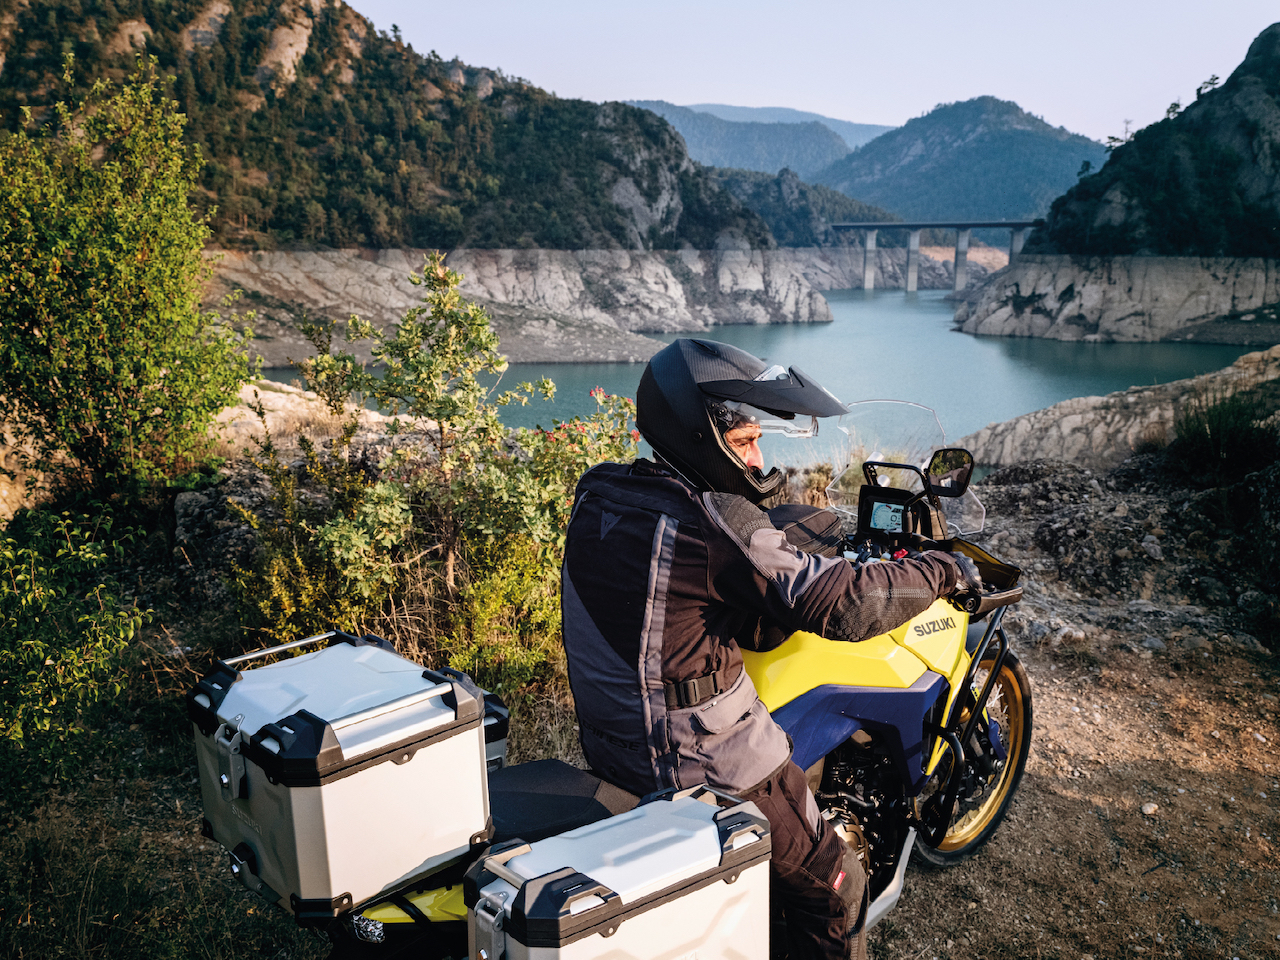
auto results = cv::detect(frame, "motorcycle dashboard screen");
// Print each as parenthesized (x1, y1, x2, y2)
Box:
(869, 501, 904, 532)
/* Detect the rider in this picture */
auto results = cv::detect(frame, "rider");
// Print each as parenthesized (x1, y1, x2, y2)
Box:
(560, 338, 981, 960)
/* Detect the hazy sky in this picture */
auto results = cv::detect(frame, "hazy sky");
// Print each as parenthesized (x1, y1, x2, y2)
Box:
(346, 1, 1277, 143)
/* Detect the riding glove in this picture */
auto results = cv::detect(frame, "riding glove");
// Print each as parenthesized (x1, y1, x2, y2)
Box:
(947, 552, 984, 597)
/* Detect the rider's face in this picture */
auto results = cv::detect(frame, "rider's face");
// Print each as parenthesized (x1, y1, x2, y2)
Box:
(724, 424, 764, 470)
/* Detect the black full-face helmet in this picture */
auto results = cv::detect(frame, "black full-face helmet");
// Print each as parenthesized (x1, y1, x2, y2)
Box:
(636, 339, 849, 502)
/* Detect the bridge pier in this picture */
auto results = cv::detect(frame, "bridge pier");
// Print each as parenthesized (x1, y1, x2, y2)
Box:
(953, 228, 971, 292)
(1010, 226, 1029, 264)
(863, 229, 877, 290)
(905, 229, 921, 293)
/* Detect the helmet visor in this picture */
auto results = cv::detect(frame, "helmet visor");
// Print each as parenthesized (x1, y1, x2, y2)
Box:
(712, 399, 820, 439)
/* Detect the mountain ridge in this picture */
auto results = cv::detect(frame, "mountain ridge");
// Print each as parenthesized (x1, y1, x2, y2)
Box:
(628, 99, 851, 179)
(683, 103, 894, 150)
(812, 96, 1107, 232)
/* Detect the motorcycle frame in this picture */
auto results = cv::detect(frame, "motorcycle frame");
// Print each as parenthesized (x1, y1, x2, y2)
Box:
(917, 603, 1012, 847)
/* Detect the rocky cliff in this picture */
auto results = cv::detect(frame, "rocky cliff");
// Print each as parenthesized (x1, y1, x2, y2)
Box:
(209, 245, 980, 366)
(956, 344, 1280, 470)
(954, 254, 1280, 345)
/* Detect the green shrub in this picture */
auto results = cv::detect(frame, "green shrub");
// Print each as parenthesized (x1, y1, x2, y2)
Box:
(0, 509, 145, 771)
(0, 57, 255, 492)
(227, 415, 409, 643)
(1168, 384, 1280, 485)
(231, 254, 639, 694)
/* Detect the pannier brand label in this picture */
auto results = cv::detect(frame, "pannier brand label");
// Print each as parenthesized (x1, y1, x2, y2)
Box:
(231, 803, 262, 834)
(912, 616, 957, 637)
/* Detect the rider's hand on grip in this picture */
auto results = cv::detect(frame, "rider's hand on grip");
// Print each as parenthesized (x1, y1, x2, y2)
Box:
(946, 551, 984, 602)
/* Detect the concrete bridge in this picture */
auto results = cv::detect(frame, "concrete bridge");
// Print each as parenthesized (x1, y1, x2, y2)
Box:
(832, 220, 1042, 293)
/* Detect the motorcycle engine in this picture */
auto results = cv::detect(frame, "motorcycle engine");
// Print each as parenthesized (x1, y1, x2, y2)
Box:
(816, 734, 909, 902)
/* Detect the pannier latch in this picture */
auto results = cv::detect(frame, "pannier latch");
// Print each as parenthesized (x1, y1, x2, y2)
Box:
(215, 722, 248, 801)
(472, 892, 507, 960)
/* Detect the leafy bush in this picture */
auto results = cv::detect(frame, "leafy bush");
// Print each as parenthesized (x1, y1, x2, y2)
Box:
(231, 253, 638, 693)
(227, 414, 407, 643)
(1167, 384, 1280, 485)
(0, 57, 255, 491)
(0, 509, 145, 771)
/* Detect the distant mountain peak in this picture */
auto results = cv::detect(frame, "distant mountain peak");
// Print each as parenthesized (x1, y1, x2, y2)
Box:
(627, 100, 852, 179)
(811, 96, 1106, 226)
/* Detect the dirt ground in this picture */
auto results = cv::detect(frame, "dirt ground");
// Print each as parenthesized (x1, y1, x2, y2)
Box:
(921, 244, 1010, 272)
(868, 465, 1279, 960)
(16, 454, 1274, 960)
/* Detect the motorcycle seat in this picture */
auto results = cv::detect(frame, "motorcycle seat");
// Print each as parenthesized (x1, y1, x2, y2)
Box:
(489, 758, 640, 844)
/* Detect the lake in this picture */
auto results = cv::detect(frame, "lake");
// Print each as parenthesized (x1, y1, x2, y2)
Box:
(266, 289, 1255, 468)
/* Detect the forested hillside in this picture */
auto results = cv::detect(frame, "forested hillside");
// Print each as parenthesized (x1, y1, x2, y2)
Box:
(813, 97, 1106, 229)
(711, 167, 929, 247)
(1028, 22, 1280, 257)
(0, 0, 769, 250)
(629, 100, 852, 179)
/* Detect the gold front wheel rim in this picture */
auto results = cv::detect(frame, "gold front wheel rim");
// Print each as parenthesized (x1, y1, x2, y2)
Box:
(933, 660, 1028, 852)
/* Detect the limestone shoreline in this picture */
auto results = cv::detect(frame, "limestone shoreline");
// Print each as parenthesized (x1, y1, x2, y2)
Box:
(207, 245, 984, 366)
(954, 254, 1280, 346)
(957, 343, 1280, 470)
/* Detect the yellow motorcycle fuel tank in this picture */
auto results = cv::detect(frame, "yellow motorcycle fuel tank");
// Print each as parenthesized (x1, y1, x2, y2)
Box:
(743, 598, 970, 712)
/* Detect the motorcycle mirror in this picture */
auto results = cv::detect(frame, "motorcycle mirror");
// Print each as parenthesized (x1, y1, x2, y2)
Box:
(926, 448, 975, 498)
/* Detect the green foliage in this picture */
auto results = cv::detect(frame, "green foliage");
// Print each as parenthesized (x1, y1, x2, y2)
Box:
(233, 254, 639, 691)
(0, 3, 769, 251)
(1167, 384, 1280, 485)
(446, 538, 562, 695)
(0, 56, 255, 491)
(711, 167, 952, 247)
(227, 415, 408, 641)
(0, 508, 145, 770)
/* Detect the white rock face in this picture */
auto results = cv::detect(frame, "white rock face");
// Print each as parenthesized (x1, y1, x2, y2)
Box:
(957, 344, 1280, 469)
(956, 254, 1280, 343)
(208, 245, 987, 367)
(106, 18, 152, 55)
(254, 0, 321, 88)
(180, 0, 230, 51)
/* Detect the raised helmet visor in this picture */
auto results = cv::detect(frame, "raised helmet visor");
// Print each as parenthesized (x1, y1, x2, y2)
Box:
(701, 364, 849, 420)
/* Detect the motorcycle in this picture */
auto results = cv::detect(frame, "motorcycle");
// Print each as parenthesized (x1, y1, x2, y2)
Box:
(324, 400, 1031, 956)
(744, 399, 1030, 928)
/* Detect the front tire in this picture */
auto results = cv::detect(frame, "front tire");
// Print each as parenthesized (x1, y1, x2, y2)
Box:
(913, 650, 1032, 867)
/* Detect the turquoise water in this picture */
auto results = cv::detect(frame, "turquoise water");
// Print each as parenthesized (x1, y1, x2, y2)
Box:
(265, 289, 1255, 466)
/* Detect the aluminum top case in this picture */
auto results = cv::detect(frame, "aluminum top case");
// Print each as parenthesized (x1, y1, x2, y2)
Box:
(465, 785, 771, 960)
(188, 631, 492, 925)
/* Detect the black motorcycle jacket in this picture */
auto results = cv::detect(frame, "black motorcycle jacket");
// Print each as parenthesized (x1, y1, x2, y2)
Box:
(561, 459, 963, 797)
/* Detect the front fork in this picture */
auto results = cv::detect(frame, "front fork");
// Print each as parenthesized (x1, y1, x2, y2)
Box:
(918, 605, 1011, 847)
